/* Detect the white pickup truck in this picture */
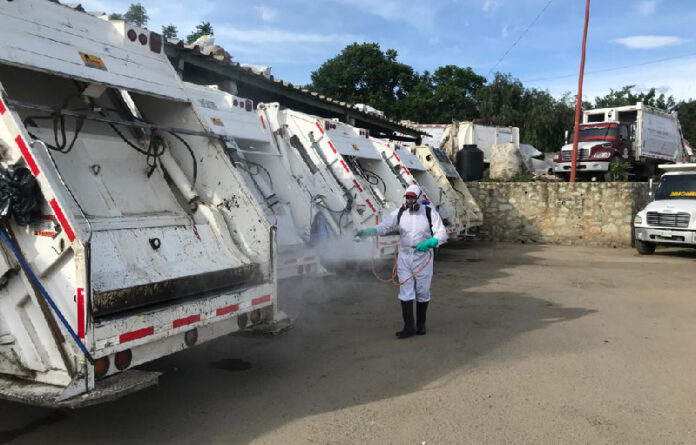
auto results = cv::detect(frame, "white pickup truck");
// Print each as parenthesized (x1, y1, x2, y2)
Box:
(633, 164, 696, 254)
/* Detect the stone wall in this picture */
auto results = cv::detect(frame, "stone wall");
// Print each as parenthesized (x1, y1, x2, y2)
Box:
(466, 182, 650, 247)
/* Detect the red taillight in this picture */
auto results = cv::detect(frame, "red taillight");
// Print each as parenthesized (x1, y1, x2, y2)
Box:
(94, 357, 109, 379)
(149, 32, 162, 53)
(245, 100, 252, 112)
(127, 29, 137, 42)
(138, 33, 148, 45)
(114, 349, 132, 371)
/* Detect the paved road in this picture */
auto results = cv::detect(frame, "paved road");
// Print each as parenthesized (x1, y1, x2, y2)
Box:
(1, 243, 695, 444)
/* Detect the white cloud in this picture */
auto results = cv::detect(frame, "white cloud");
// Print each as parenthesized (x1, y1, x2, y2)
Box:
(256, 6, 278, 23)
(538, 56, 696, 102)
(612, 35, 685, 49)
(325, 0, 438, 30)
(481, 0, 501, 12)
(636, 0, 660, 16)
(501, 25, 509, 39)
(216, 26, 359, 45)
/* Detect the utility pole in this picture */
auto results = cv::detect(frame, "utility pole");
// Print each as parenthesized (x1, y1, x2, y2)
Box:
(570, 0, 591, 182)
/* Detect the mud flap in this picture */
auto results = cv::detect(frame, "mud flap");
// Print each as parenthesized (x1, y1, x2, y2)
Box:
(243, 310, 293, 336)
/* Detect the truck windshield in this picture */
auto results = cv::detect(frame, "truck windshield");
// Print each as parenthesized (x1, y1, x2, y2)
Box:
(655, 174, 696, 200)
(567, 126, 618, 143)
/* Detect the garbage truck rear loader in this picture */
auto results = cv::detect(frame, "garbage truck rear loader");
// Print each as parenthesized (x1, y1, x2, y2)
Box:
(260, 107, 400, 265)
(373, 139, 462, 239)
(182, 83, 323, 279)
(412, 145, 483, 232)
(0, 0, 277, 407)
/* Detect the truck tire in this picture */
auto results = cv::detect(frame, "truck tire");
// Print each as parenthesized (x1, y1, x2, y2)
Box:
(635, 239, 656, 255)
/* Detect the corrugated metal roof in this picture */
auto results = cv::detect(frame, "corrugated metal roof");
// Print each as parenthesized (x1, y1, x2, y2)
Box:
(165, 40, 422, 136)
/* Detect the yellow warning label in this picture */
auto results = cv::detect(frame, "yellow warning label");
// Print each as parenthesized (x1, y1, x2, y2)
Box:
(669, 191, 696, 197)
(79, 52, 107, 70)
(211, 117, 224, 126)
(352, 144, 359, 151)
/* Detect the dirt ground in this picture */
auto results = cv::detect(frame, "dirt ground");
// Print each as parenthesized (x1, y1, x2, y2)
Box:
(1, 242, 695, 444)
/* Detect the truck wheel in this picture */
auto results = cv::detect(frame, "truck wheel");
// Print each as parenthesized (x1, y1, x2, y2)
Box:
(635, 239, 656, 255)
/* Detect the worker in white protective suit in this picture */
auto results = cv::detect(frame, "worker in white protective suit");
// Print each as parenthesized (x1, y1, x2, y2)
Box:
(356, 184, 448, 338)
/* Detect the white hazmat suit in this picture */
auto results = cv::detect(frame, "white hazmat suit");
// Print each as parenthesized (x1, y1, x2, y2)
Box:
(376, 185, 448, 302)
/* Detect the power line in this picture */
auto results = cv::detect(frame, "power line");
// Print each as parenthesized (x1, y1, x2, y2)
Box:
(522, 52, 696, 83)
(486, 0, 555, 77)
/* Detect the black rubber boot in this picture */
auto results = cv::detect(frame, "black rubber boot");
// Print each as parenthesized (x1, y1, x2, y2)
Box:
(395, 300, 415, 339)
(416, 301, 429, 335)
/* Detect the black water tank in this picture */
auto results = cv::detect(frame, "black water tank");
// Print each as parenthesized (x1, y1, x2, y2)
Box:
(456, 145, 484, 181)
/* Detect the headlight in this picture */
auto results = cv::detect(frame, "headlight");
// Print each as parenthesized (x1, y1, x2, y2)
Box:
(593, 151, 612, 159)
(634, 215, 642, 225)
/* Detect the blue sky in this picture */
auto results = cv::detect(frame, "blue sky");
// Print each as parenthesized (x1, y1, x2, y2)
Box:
(83, 0, 696, 101)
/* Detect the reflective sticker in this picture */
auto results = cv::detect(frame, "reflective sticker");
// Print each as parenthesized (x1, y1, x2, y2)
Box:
(252, 294, 271, 306)
(211, 117, 224, 126)
(79, 52, 107, 70)
(15, 136, 40, 176)
(120, 327, 154, 343)
(77, 288, 85, 339)
(216, 304, 239, 317)
(49, 198, 76, 242)
(173, 314, 200, 328)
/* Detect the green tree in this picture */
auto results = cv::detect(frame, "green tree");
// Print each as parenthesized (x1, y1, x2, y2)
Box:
(108, 13, 124, 20)
(476, 73, 574, 152)
(428, 65, 486, 122)
(186, 22, 214, 44)
(675, 100, 696, 145)
(123, 3, 149, 27)
(594, 85, 676, 111)
(476, 73, 526, 126)
(162, 25, 178, 40)
(309, 43, 417, 119)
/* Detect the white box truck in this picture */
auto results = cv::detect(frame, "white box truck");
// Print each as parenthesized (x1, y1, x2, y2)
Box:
(554, 102, 686, 180)
(633, 163, 696, 254)
(0, 0, 278, 407)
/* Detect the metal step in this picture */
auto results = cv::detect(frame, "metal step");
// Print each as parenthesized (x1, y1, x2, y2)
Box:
(0, 369, 160, 409)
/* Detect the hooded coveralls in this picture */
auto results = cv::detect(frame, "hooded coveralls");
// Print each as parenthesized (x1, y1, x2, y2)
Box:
(376, 189, 448, 302)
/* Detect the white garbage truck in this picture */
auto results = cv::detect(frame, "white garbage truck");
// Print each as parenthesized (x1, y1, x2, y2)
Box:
(259, 106, 401, 265)
(372, 139, 462, 239)
(412, 145, 483, 232)
(633, 163, 696, 254)
(182, 83, 323, 279)
(0, 0, 278, 407)
(406, 122, 520, 164)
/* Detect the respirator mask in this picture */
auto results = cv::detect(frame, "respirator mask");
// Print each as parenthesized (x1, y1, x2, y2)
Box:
(404, 195, 420, 211)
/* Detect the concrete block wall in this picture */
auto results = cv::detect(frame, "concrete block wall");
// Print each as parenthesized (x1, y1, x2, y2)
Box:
(466, 182, 650, 247)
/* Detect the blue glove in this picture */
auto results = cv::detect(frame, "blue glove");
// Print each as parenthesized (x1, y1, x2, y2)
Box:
(414, 237, 438, 252)
(356, 228, 378, 239)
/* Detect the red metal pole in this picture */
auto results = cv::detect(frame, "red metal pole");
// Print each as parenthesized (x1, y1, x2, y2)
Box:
(570, 0, 591, 183)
